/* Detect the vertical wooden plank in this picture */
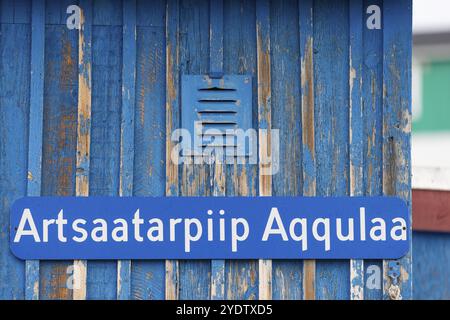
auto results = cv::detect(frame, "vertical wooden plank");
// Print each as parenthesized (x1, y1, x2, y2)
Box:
(165, 0, 180, 301)
(117, 0, 136, 300)
(0, 8, 30, 300)
(223, 0, 258, 300)
(271, 0, 303, 300)
(211, 250, 225, 300)
(209, 0, 225, 301)
(209, 0, 223, 77)
(349, 0, 364, 301)
(25, 0, 45, 301)
(256, 0, 271, 301)
(13, 0, 30, 24)
(43, 0, 75, 25)
(362, 0, 383, 300)
(87, 0, 123, 300)
(44, 0, 62, 25)
(0, 1, 14, 23)
(40, 0, 78, 300)
(178, 0, 211, 300)
(73, 0, 92, 301)
(131, 0, 166, 301)
(413, 233, 450, 299)
(314, 0, 350, 300)
(299, 0, 315, 301)
(136, 0, 165, 27)
(210, 157, 225, 300)
(382, 0, 412, 300)
(93, 0, 122, 26)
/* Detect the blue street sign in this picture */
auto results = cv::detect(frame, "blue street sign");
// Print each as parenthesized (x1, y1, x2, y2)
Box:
(10, 196, 409, 260)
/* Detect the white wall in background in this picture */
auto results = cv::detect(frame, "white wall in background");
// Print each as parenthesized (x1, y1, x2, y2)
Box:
(413, 0, 450, 34)
(412, 133, 450, 168)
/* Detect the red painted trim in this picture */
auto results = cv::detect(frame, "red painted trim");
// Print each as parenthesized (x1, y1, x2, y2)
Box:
(413, 189, 450, 233)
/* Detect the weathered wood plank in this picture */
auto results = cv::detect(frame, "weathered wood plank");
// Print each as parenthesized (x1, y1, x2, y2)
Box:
(0, 21, 30, 300)
(179, 182, 209, 289)
(211, 244, 225, 299)
(13, 0, 30, 24)
(178, 0, 211, 300)
(44, 0, 77, 25)
(209, 0, 225, 301)
(25, 0, 45, 300)
(92, 0, 122, 26)
(382, 0, 412, 300)
(131, 0, 166, 301)
(314, 0, 350, 300)
(40, 3, 78, 298)
(117, 0, 136, 300)
(223, 0, 257, 300)
(413, 232, 450, 299)
(299, 0, 315, 301)
(73, 0, 92, 300)
(87, 3, 123, 299)
(271, 0, 303, 300)
(256, 0, 272, 301)
(362, 0, 383, 300)
(137, 0, 165, 27)
(165, 0, 180, 300)
(45, 0, 63, 25)
(209, 0, 223, 77)
(210, 158, 226, 300)
(0, 0, 14, 23)
(349, 0, 364, 301)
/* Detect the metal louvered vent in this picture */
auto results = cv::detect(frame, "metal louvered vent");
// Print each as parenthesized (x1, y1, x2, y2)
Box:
(181, 75, 252, 157)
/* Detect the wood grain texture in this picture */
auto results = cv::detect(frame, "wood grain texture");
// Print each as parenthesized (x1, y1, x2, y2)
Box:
(362, 0, 383, 301)
(223, 0, 257, 300)
(13, 0, 30, 23)
(87, 0, 122, 299)
(0, 0, 30, 23)
(40, 0, 78, 299)
(165, 0, 180, 300)
(0, 5, 30, 299)
(45, 0, 73, 25)
(299, 0, 315, 301)
(210, 162, 226, 300)
(209, 0, 225, 301)
(0, 0, 12, 23)
(26, 0, 45, 300)
(132, 0, 166, 300)
(209, 0, 223, 77)
(314, 0, 350, 300)
(349, 0, 364, 301)
(178, 0, 211, 300)
(271, 0, 303, 300)
(382, 0, 412, 300)
(117, 0, 136, 301)
(74, 0, 92, 300)
(256, 0, 272, 301)
(413, 232, 450, 299)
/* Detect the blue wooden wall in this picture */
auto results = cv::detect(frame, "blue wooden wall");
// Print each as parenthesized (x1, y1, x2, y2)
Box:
(413, 232, 450, 300)
(0, 0, 413, 300)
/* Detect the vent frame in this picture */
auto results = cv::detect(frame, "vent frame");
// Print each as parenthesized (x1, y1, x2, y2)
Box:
(181, 74, 253, 157)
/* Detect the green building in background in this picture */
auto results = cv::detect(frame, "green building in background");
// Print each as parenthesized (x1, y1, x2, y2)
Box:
(413, 44, 450, 133)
